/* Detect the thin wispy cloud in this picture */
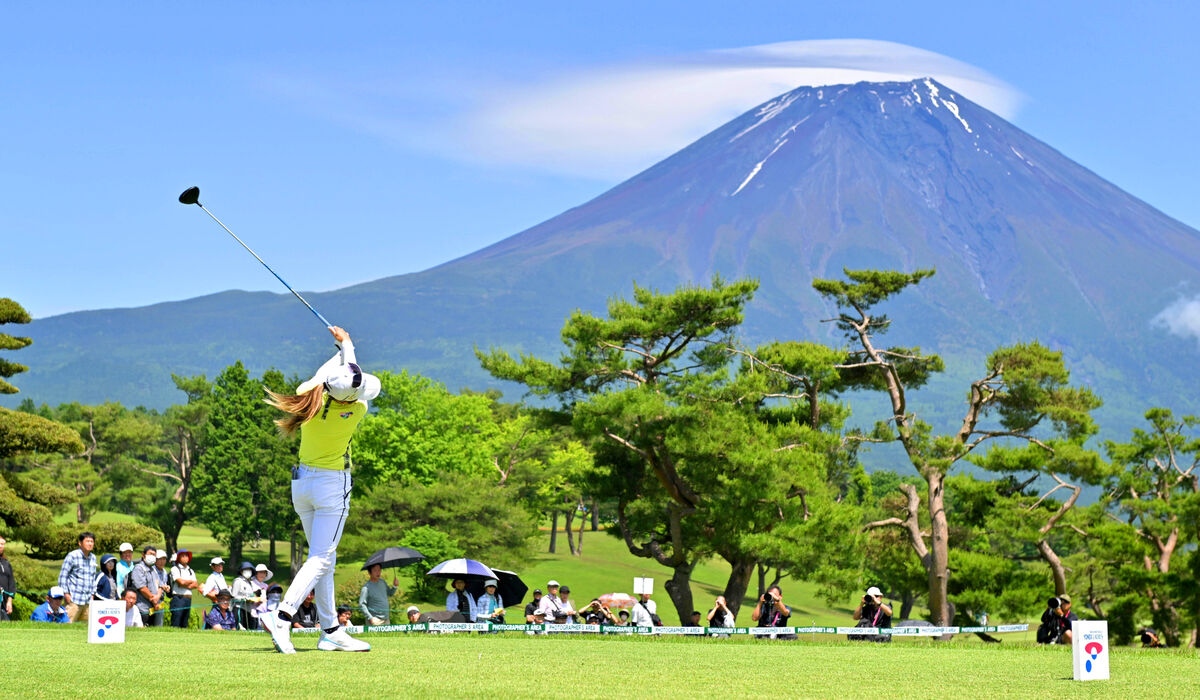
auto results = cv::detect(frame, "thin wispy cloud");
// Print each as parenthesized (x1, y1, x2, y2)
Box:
(261, 39, 1022, 180)
(1153, 295, 1200, 344)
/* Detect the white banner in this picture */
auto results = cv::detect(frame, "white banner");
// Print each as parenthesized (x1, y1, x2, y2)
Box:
(88, 601, 126, 644)
(1072, 621, 1110, 681)
(651, 626, 705, 635)
(428, 622, 491, 632)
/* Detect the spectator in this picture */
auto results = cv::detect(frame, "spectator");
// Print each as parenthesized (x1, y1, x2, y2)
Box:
(293, 590, 320, 629)
(616, 610, 631, 626)
(850, 586, 892, 643)
(1140, 628, 1165, 648)
(256, 583, 284, 619)
(123, 588, 144, 628)
(93, 554, 121, 601)
(201, 557, 227, 604)
(707, 595, 735, 629)
(445, 578, 478, 622)
(205, 589, 237, 631)
(0, 535, 14, 620)
(115, 542, 135, 592)
(58, 531, 97, 622)
(752, 585, 792, 633)
(406, 605, 421, 624)
(556, 585, 578, 623)
(691, 611, 703, 626)
(630, 591, 658, 628)
(130, 545, 164, 627)
(336, 606, 353, 629)
(1037, 595, 1078, 645)
(477, 579, 505, 624)
(230, 561, 261, 630)
(359, 563, 398, 625)
(169, 549, 199, 628)
(581, 599, 616, 625)
(31, 586, 70, 623)
(538, 580, 575, 624)
(154, 549, 170, 623)
(525, 589, 544, 623)
(248, 563, 273, 627)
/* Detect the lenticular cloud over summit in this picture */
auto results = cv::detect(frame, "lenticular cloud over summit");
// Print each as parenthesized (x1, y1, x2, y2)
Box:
(463, 39, 1022, 178)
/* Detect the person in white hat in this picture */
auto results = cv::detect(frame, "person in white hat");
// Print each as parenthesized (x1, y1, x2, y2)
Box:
(852, 586, 893, 636)
(201, 557, 227, 604)
(476, 579, 504, 624)
(261, 325, 380, 654)
(115, 543, 136, 593)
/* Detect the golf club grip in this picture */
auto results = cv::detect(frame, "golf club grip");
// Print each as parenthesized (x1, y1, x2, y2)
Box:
(198, 204, 332, 329)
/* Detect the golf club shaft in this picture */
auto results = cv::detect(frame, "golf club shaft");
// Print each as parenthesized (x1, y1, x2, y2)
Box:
(196, 203, 333, 329)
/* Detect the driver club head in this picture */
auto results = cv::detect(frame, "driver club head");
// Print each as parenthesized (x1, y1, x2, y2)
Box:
(178, 186, 201, 205)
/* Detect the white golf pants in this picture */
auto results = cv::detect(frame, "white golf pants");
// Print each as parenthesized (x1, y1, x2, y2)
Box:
(278, 464, 351, 630)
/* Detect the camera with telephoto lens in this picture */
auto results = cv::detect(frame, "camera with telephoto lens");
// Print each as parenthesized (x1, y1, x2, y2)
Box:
(763, 592, 775, 605)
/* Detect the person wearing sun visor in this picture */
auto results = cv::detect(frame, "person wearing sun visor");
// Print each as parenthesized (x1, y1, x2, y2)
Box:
(259, 326, 380, 655)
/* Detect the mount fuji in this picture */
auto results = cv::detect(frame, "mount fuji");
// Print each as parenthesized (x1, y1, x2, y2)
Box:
(11, 78, 1200, 432)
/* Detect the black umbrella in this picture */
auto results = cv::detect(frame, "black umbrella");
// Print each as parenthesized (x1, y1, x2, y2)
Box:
(467, 569, 528, 607)
(361, 546, 426, 571)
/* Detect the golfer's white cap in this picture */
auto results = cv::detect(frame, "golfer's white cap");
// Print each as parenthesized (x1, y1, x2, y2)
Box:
(324, 363, 381, 403)
(547, 580, 560, 587)
(119, 542, 133, 552)
(484, 579, 498, 587)
(866, 586, 883, 597)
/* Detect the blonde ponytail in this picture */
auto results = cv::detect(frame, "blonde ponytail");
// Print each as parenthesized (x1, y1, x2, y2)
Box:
(264, 385, 326, 436)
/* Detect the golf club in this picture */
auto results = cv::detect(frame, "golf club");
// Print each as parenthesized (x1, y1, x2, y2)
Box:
(178, 186, 332, 329)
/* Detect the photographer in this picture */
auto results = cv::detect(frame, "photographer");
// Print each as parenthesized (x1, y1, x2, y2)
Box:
(707, 595, 735, 629)
(752, 585, 791, 635)
(581, 599, 617, 625)
(849, 586, 892, 643)
(1036, 595, 1077, 645)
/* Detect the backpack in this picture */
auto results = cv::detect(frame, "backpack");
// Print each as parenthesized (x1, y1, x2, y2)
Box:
(637, 601, 663, 626)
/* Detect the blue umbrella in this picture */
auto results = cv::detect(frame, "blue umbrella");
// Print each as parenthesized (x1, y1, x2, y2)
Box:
(425, 558, 498, 581)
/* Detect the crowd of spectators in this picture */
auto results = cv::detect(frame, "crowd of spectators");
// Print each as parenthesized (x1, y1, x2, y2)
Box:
(5, 530, 1047, 647)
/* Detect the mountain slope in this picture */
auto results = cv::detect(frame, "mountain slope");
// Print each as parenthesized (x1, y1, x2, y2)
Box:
(10, 79, 1199, 435)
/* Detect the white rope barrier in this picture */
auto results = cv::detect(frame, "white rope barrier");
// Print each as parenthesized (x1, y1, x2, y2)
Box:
(267, 622, 1029, 636)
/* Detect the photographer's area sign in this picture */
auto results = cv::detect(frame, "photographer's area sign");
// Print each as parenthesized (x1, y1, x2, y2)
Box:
(87, 601, 126, 644)
(1072, 620, 1109, 681)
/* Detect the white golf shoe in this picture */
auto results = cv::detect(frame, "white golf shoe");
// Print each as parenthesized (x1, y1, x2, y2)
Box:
(318, 627, 371, 652)
(265, 611, 296, 654)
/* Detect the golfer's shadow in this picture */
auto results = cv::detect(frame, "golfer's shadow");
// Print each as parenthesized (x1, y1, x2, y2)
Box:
(237, 646, 319, 653)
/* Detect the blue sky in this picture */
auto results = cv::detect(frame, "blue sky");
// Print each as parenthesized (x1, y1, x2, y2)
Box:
(4, 1, 1198, 318)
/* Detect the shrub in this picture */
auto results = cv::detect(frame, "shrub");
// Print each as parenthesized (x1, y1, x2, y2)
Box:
(7, 551, 60, 594)
(20, 521, 162, 560)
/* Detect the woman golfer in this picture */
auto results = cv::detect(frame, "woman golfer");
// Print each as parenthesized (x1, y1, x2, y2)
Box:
(262, 325, 380, 653)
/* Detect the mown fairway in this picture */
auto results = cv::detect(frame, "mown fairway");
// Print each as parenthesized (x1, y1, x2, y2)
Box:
(2, 625, 1196, 699)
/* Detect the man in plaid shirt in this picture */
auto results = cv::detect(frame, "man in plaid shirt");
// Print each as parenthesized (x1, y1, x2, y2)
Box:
(58, 531, 97, 622)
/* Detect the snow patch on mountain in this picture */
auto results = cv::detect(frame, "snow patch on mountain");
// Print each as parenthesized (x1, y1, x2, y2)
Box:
(732, 138, 790, 196)
(731, 93, 800, 142)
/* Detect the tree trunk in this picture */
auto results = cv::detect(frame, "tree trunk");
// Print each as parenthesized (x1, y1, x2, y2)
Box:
(290, 528, 302, 576)
(549, 511, 558, 553)
(269, 537, 278, 571)
(1036, 539, 1067, 595)
(165, 533, 178, 554)
(229, 538, 243, 567)
(76, 496, 85, 524)
(575, 502, 585, 556)
(591, 501, 598, 531)
(664, 560, 697, 625)
(757, 563, 767, 600)
(564, 505, 577, 556)
(900, 590, 915, 621)
(720, 558, 755, 621)
(925, 470, 951, 627)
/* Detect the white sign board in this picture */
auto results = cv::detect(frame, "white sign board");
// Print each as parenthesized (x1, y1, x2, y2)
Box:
(88, 601, 127, 644)
(633, 577, 654, 595)
(1072, 620, 1109, 681)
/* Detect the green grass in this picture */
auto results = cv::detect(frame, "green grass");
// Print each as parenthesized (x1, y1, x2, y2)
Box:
(1, 625, 1195, 698)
